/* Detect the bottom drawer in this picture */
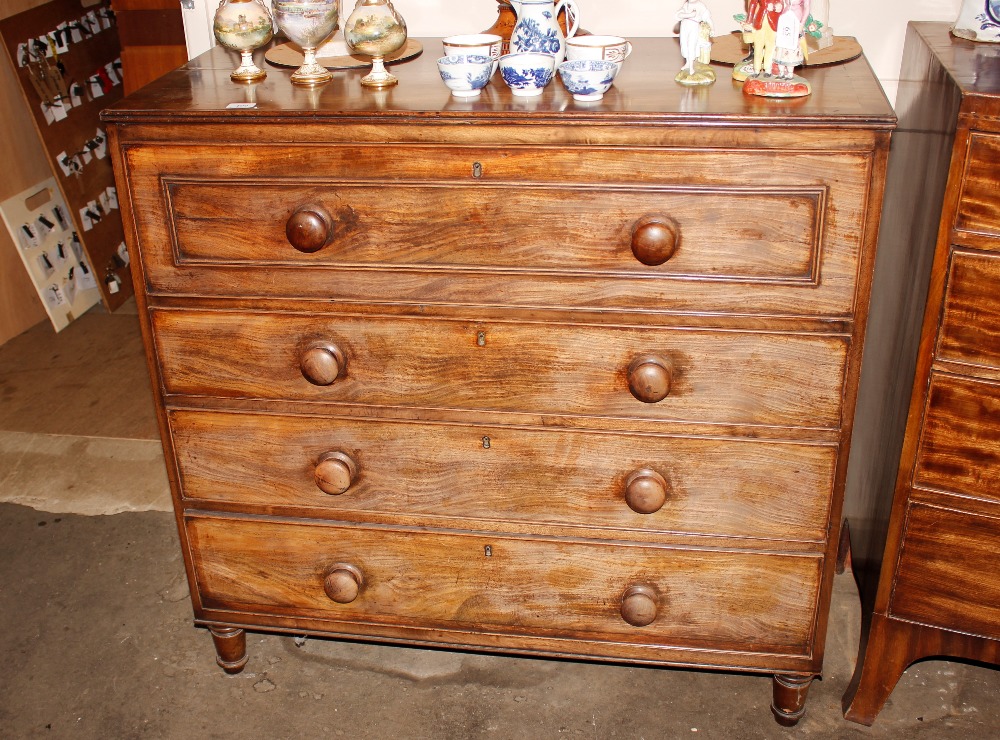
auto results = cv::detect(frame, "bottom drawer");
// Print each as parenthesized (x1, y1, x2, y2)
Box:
(890, 501, 1000, 641)
(187, 515, 821, 658)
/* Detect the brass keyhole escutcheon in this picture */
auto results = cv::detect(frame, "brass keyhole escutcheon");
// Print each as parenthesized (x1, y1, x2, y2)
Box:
(484, 545, 492, 557)
(482, 436, 491, 449)
(477, 331, 486, 346)
(473, 162, 483, 178)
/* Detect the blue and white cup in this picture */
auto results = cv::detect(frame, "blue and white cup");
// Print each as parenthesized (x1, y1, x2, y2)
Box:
(565, 35, 633, 72)
(442, 34, 503, 75)
(558, 59, 619, 101)
(437, 54, 493, 98)
(499, 52, 556, 97)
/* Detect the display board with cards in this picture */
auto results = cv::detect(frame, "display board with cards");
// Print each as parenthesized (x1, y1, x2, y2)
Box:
(0, 0, 132, 311)
(0, 178, 107, 331)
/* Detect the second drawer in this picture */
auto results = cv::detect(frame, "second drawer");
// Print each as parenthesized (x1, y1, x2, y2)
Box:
(169, 409, 837, 544)
(152, 309, 849, 429)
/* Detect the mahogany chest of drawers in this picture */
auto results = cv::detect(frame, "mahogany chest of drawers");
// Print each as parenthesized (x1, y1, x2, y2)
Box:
(843, 23, 1000, 725)
(103, 38, 894, 725)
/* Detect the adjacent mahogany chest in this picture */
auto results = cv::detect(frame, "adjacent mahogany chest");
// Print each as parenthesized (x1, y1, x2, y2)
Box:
(103, 39, 894, 725)
(843, 23, 1000, 725)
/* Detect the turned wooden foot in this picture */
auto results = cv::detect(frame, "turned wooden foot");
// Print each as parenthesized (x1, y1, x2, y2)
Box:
(771, 674, 814, 726)
(209, 627, 249, 674)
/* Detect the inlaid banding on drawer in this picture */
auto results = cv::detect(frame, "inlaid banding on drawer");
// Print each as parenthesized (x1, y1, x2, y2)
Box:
(166, 179, 824, 284)
(913, 373, 1000, 503)
(169, 409, 837, 543)
(187, 515, 821, 655)
(152, 309, 849, 429)
(938, 250, 1000, 373)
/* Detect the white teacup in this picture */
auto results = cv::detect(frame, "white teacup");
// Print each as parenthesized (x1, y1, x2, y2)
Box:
(565, 35, 633, 69)
(443, 34, 503, 75)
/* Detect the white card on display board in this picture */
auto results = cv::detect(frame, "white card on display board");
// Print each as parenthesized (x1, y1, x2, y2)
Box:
(63, 270, 77, 305)
(51, 100, 68, 122)
(78, 206, 93, 231)
(45, 283, 66, 307)
(77, 260, 98, 290)
(38, 251, 55, 276)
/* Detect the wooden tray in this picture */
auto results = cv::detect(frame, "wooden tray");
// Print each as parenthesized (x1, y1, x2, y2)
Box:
(265, 38, 423, 70)
(711, 33, 862, 67)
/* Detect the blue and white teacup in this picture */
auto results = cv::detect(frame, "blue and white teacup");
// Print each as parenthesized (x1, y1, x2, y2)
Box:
(437, 54, 493, 98)
(443, 34, 503, 75)
(558, 59, 619, 101)
(499, 52, 556, 97)
(565, 35, 633, 72)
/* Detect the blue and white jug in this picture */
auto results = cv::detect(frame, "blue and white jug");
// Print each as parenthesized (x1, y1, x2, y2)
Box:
(953, 0, 1000, 42)
(509, 0, 580, 62)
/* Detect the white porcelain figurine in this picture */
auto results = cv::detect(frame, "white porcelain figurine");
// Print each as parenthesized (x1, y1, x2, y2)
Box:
(675, 0, 715, 85)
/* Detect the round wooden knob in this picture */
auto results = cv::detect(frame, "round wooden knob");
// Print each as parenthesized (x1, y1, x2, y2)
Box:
(621, 584, 658, 627)
(631, 216, 680, 266)
(315, 452, 358, 495)
(627, 355, 674, 403)
(300, 342, 346, 386)
(624, 469, 669, 514)
(286, 204, 334, 253)
(323, 563, 363, 604)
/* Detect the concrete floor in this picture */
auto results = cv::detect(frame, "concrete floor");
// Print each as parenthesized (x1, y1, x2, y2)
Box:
(2, 305, 999, 738)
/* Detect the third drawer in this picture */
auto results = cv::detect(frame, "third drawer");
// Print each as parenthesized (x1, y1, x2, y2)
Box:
(168, 408, 837, 544)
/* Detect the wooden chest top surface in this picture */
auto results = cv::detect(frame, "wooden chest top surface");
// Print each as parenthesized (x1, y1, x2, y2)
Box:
(101, 37, 894, 128)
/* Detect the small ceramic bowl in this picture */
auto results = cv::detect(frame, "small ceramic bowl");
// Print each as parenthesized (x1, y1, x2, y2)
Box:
(557, 59, 619, 101)
(437, 54, 493, 98)
(499, 52, 556, 97)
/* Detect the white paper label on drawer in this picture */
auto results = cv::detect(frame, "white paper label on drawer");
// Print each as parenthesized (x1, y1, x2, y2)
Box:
(226, 103, 257, 109)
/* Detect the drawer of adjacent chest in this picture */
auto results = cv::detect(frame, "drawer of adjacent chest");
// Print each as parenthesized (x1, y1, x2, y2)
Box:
(913, 373, 1000, 504)
(186, 515, 822, 658)
(169, 409, 837, 544)
(889, 501, 1000, 642)
(151, 309, 849, 429)
(955, 133, 1000, 240)
(937, 250, 1000, 374)
(124, 143, 872, 318)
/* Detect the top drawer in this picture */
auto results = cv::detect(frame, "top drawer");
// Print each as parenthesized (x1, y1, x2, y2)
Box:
(122, 143, 873, 318)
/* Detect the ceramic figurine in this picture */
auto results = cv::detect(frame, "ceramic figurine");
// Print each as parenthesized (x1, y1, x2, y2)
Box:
(732, 9, 756, 82)
(805, 0, 832, 50)
(213, 0, 274, 82)
(741, 0, 812, 98)
(675, 0, 715, 86)
(953, 0, 1000, 42)
(344, 0, 408, 87)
